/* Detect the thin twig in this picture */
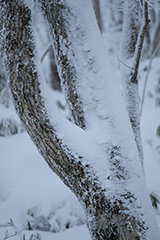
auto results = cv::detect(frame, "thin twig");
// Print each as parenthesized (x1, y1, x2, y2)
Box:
(145, 0, 160, 9)
(0, 219, 25, 240)
(40, 43, 52, 63)
(117, 52, 134, 71)
(3, 229, 25, 240)
(140, 41, 160, 117)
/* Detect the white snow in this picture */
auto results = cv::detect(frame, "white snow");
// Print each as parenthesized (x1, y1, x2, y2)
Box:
(0, 1, 160, 239)
(0, 131, 87, 239)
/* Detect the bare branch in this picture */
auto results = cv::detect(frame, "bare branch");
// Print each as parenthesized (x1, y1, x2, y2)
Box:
(40, 43, 52, 63)
(117, 52, 134, 71)
(0, 219, 25, 240)
(3, 230, 25, 240)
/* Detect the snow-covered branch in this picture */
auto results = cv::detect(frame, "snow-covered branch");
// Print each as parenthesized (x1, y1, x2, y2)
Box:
(0, 0, 159, 239)
(133, 1, 150, 83)
(35, 0, 124, 133)
(119, 0, 150, 164)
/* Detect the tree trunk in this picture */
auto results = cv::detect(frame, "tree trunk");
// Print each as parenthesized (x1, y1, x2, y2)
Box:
(92, 0, 102, 32)
(0, 0, 159, 239)
(119, 0, 150, 165)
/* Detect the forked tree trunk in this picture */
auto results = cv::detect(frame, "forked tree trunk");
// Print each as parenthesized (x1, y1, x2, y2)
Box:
(0, 0, 159, 239)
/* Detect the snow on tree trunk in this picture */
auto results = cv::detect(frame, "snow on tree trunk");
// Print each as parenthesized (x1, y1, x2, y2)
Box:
(92, 0, 102, 32)
(0, 0, 159, 239)
(119, 0, 150, 165)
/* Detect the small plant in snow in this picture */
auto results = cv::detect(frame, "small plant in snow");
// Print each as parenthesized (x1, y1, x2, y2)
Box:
(0, 219, 42, 240)
(24, 207, 50, 231)
(0, 218, 25, 240)
(0, 118, 24, 137)
(150, 192, 160, 210)
(24, 204, 85, 233)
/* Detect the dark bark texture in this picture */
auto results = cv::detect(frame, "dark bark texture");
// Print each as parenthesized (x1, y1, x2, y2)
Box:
(35, 0, 86, 129)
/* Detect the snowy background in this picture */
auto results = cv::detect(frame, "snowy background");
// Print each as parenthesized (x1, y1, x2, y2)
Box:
(1, 2, 160, 239)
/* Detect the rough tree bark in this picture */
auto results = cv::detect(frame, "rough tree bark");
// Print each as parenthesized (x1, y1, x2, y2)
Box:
(0, 0, 159, 239)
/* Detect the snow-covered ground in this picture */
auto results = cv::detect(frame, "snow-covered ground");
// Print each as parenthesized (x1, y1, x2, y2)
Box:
(0, 127, 88, 239)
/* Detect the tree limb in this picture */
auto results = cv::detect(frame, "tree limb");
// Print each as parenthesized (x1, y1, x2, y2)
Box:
(40, 43, 52, 63)
(0, 0, 159, 239)
(119, 0, 149, 164)
(133, 1, 150, 84)
(35, 0, 86, 129)
(34, 0, 117, 131)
